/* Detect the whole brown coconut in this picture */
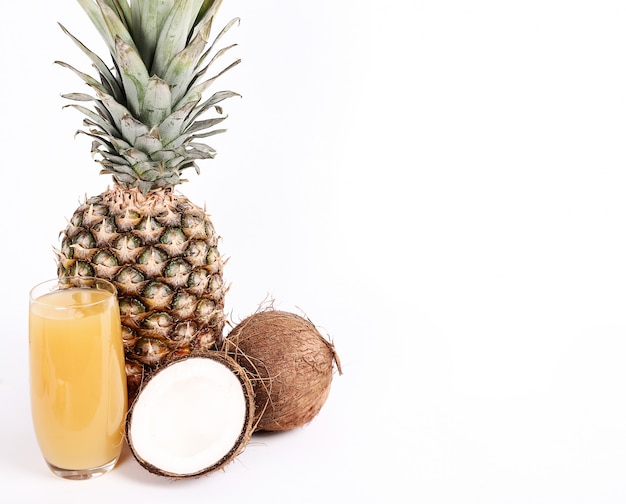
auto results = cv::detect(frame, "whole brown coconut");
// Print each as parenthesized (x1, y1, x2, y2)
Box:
(222, 310, 342, 432)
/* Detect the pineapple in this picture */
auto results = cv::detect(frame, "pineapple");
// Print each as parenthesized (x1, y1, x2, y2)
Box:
(55, 0, 240, 400)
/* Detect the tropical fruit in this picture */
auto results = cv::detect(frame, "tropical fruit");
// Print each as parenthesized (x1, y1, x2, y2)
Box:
(55, 0, 239, 400)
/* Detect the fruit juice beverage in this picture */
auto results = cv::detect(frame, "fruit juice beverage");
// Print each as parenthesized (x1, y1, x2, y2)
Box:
(29, 282, 127, 478)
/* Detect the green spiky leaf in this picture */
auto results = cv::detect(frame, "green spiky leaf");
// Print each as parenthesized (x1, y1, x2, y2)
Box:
(152, 0, 207, 77)
(115, 36, 150, 119)
(60, 0, 240, 193)
(142, 76, 173, 127)
(158, 101, 198, 145)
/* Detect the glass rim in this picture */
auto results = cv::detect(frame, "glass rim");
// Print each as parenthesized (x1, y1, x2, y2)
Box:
(29, 276, 118, 307)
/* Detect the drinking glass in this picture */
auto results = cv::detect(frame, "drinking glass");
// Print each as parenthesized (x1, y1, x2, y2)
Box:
(29, 277, 127, 480)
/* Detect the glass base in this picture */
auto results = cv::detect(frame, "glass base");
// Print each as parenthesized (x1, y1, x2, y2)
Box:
(46, 455, 120, 480)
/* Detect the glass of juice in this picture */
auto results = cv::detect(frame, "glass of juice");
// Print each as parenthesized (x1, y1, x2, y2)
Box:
(28, 277, 128, 480)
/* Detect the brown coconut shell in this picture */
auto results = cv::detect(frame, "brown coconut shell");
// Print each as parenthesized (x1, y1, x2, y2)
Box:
(223, 309, 342, 432)
(125, 351, 255, 478)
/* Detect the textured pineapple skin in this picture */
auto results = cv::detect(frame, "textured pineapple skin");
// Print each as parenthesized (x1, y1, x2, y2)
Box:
(57, 185, 226, 400)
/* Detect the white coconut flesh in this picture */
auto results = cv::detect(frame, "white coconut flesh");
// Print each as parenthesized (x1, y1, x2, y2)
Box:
(127, 356, 252, 477)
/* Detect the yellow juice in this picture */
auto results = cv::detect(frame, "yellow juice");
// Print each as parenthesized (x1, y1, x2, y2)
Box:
(29, 288, 127, 470)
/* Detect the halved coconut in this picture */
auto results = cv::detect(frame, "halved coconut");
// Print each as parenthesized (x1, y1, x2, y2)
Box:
(126, 353, 255, 478)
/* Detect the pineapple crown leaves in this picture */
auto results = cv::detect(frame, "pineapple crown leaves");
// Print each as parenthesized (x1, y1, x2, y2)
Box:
(57, 0, 240, 193)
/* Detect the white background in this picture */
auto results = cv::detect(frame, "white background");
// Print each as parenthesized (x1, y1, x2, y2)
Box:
(3, 0, 626, 502)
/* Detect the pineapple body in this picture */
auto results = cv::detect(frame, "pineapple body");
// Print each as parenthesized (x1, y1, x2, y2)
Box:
(57, 186, 226, 399)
